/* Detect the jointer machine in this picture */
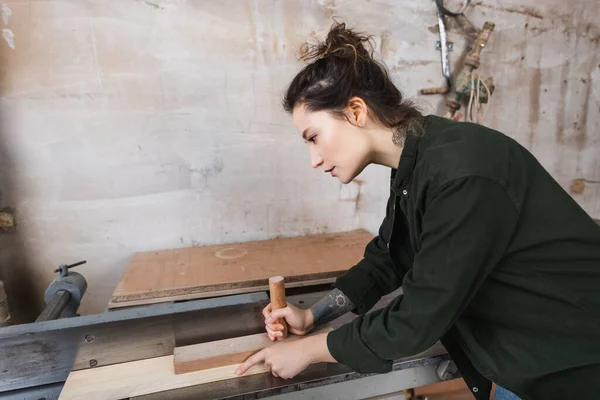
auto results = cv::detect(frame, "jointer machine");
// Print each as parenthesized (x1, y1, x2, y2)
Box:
(0, 233, 457, 400)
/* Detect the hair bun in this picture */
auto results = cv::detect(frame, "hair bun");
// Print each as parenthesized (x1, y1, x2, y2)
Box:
(300, 21, 374, 65)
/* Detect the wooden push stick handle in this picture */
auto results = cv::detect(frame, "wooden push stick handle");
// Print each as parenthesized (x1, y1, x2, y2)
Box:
(268, 276, 288, 338)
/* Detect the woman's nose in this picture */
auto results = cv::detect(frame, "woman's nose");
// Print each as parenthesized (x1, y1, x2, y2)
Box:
(310, 148, 323, 169)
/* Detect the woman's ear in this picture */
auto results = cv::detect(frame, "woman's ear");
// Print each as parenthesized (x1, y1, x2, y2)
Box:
(344, 97, 368, 127)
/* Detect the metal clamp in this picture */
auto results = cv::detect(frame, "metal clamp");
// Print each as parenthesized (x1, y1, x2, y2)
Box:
(40, 260, 88, 321)
(436, 360, 458, 381)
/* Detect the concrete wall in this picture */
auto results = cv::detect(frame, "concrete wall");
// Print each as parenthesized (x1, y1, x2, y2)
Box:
(0, 0, 598, 321)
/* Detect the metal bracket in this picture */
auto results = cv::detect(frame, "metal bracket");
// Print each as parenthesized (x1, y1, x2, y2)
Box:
(436, 40, 454, 51)
(436, 360, 458, 380)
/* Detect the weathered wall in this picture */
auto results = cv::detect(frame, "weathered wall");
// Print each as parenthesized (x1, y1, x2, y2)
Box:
(0, 0, 598, 320)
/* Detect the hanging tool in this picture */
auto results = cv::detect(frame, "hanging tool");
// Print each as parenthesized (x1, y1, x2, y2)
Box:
(419, 0, 496, 123)
(420, 0, 472, 95)
(443, 21, 495, 121)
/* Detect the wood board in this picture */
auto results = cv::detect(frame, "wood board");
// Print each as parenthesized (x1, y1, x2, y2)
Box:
(60, 329, 331, 400)
(109, 230, 372, 308)
(174, 326, 332, 375)
(59, 354, 269, 400)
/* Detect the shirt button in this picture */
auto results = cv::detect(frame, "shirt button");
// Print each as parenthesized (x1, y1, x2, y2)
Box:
(402, 189, 408, 195)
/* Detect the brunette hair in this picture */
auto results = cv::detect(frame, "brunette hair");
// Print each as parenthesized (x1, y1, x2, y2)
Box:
(283, 21, 421, 131)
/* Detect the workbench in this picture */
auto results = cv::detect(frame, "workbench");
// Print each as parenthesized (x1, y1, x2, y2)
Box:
(0, 231, 455, 399)
(0, 288, 452, 400)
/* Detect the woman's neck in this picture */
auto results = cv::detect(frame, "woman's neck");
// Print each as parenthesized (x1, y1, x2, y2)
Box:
(367, 126, 404, 169)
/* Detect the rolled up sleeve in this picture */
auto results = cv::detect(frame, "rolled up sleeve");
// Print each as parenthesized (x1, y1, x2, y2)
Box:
(328, 177, 519, 373)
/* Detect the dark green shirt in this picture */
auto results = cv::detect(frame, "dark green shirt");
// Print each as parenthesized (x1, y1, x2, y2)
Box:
(327, 115, 600, 400)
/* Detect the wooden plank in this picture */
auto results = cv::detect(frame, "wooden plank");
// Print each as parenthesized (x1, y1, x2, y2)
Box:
(109, 230, 372, 308)
(60, 341, 448, 400)
(174, 332, 273, 375)
(131, 342, 449, 400)
(60, 330, 330, 400)
(59, 354, 269, 400)
(174, 325, 332, 375)
(107, 277, 335, 309)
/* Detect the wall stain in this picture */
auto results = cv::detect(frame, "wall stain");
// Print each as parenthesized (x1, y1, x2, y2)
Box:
(530, 26, 551, 36)
(396, 59, 435, 68)
(501, 6, 543, 19)
(586, 23, 600, 44)
(575, 67, 593, 150)
(472, 4, 599, 45)
(556, 61, 570, 145)
(528, 68, 542, 149)
(518, 19, 530, 67)
(547, 8, 599, 44)
(470, 2, 543, 19)
(380, 30, 391, 60)
(472, 2, 600, 46)
(427, 15, 478, 37)
(136, 0, 162, 10)
(190, 157, 224, 188)
(352, 179, 364, 217)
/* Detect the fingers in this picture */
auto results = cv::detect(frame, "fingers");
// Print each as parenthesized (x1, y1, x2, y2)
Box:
(266, 323, 285, 332)
(266, 325, 276, 341)
(266, 325, 284, 340)
(265, 307, 288, 324)
(262, 303, 273, 320)
(235, 349, 266, 376)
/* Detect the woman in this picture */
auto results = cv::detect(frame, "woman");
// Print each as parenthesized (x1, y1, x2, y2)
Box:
(234, 22, 600, 400)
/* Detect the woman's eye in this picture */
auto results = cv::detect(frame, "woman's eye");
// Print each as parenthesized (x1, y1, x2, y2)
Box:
(308, 136, 317, 143)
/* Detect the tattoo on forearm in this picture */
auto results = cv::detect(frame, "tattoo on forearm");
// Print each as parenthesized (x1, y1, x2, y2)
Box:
(309, 288, 355, 328)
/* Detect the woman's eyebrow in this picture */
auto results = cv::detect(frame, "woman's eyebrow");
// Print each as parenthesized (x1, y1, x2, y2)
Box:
(302, 127, 312, 140)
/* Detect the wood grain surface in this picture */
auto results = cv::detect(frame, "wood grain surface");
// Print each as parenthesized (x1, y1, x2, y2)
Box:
(109, 230, 372, 308)
(59, 354, 269, 399)
(174, 325, 332, 375)
(60, 327, 333, 399)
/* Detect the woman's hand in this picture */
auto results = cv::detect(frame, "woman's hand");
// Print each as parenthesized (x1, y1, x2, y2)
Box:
(263, 303, 314, 341)
(234, 333, 336, 379)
